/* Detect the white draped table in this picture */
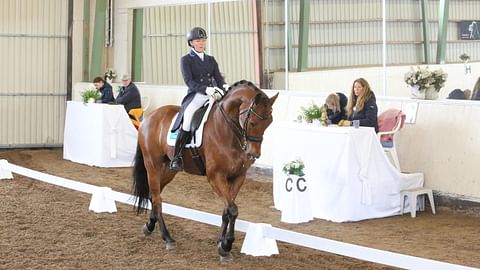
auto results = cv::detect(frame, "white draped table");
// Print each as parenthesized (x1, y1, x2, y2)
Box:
(63, 101, 138, 167)
(273, 122, 423, 223)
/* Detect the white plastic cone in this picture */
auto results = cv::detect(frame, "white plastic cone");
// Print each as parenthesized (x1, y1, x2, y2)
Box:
(0, 160, 14, 179)
(88, 187, 117, 213)
(241, 223, 279, 256)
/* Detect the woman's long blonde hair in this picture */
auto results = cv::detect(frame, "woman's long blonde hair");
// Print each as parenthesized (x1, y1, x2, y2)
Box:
(346, 78, 373, 116)
(325, 93, 340, 112)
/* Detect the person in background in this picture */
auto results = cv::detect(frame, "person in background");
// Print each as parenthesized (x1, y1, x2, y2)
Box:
(93, 77, 115, 104)
(116, 74, 141, 113)
(471, 77, 480, 100)
(339, 78, 378, 132)
(464, 89, 472, 100)
(324, 92, 347, 124)
(169, 26, 228, 171)
(447, 88, 471, 100)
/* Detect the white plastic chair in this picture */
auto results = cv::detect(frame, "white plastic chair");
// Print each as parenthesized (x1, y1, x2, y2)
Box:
(141, 95, 150, 111)
(377, 114, 403, 171)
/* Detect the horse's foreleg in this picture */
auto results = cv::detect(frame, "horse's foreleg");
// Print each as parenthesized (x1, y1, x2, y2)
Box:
(208, 173, 246, 260)
(222, 174, 246, 253)
(223, 203, 238, 252)
(207, 173, 235, 259)
(217, 207, 230, 257)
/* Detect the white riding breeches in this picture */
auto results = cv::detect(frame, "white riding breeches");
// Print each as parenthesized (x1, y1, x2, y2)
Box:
(182, 92, 209, 132)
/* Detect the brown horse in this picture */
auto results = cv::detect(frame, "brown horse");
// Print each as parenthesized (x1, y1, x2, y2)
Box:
(132, 80, 278, 259)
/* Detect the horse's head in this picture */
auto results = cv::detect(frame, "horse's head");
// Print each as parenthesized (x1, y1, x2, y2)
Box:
(219, 80, 278, 161)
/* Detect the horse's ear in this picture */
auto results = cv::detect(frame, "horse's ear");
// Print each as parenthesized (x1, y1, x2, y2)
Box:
(269, 92, 279, 105)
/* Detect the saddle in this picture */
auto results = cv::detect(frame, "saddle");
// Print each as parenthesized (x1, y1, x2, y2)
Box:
(190, 104, 209, 143)
(167, 100, 214, 148)
(167, 101, 214, 175)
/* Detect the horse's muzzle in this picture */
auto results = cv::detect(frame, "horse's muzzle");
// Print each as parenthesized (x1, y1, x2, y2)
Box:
(247, 152, 260, 162)
(246, 144, 261, 161)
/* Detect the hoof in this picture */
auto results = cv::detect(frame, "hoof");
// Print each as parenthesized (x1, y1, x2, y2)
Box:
(219, 252, 233, 262)
(143, 224, 153, 236)
(165, 241, 176, 250)
(217, 242, 232, 258)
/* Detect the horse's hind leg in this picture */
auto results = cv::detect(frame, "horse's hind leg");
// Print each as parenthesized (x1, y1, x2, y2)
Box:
(143, 199, 156, 235)
(158, 213, 176, 250)
(145, 160, 177, 250)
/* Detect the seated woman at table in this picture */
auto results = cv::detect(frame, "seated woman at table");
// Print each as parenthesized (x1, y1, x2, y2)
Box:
(338, 78, 378, 132)
(324, 92, 347, 124)
(93, 77, 115, 104)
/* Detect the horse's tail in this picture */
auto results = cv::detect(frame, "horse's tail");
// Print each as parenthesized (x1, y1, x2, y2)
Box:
(132, 143, 149, 215)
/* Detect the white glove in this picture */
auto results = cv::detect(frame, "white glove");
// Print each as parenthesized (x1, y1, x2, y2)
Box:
(206, 87, 224, 101)
(205, 87, 216, 96)
(206, 86, 224, 99)
(211, 87, 224, 101)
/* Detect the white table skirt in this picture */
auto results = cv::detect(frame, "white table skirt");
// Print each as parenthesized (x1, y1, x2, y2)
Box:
(63, 101, 138, 167)
(273, 122, 423, 223)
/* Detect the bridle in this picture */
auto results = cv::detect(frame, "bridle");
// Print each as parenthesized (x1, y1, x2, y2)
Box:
(219, 93, 272, 159)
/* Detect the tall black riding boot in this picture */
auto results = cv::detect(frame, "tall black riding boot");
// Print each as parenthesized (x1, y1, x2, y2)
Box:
(170, 129, 191, 171)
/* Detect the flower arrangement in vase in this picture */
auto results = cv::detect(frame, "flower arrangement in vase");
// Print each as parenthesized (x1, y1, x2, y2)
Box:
(404, 66, 447, 100)
(104, 68, 116, 83)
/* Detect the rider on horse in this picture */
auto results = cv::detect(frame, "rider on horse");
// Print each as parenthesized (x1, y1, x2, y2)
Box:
(170, 27, 228, 171)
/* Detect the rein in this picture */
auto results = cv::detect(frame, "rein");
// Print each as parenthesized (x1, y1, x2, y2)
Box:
(218, 93, 271, 158)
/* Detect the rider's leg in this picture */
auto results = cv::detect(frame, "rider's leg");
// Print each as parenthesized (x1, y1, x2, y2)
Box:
(170, 127, 191, 171)
(170, 93, 208, 171)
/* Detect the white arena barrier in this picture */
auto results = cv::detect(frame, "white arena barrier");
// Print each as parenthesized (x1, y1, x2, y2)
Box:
(0, 159, 477, 270)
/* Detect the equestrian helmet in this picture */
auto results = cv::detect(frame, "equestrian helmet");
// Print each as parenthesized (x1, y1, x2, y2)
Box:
(186, 27, 207, 47)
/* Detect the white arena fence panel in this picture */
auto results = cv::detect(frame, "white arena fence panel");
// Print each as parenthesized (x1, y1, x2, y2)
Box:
(0, 159, 477, 270)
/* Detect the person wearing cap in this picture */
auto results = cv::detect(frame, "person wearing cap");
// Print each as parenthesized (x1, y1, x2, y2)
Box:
(169, 26, 228, 171)
(447, 88, 469, 100)
(93, 76, 115, 103)
(116, 74, 141, 113)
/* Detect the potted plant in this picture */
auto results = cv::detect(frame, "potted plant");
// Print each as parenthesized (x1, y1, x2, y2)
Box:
(80, 88, 101, 104)
(404, 66, 447, 100)
(300, 103, 328, 126)
(282, 158, 305, 177)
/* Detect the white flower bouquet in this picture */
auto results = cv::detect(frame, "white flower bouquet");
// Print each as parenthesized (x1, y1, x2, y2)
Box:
(404, 66, 447, 92)
(104, 68, 117, 81)
(282, 158, 305, 176)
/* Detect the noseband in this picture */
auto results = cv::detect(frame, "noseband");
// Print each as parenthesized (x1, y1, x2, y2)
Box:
(219, 93, 272, 159)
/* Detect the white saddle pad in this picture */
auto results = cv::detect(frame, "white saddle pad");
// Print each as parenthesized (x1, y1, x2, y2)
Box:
(167, 100, 215, 148)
